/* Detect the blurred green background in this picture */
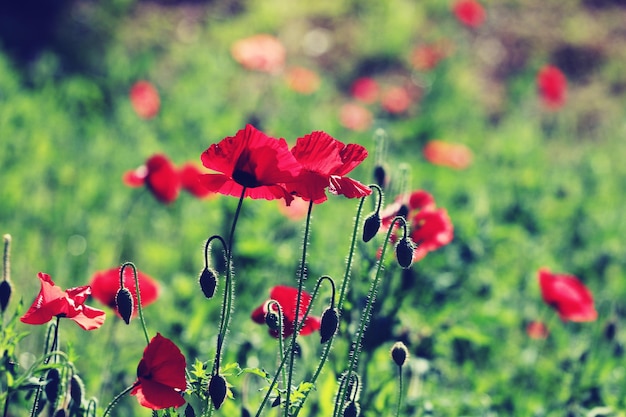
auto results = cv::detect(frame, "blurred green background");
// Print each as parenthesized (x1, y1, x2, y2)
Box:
(2, 0, 626, 415)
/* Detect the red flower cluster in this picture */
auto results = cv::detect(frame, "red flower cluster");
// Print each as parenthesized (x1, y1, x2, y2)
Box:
(537, 65, 567, 110)
(130, 81, 160, 120)
(124, 154, 213, 204)
(538, 268, 597, 322)
(381, 190, 454, 262)
(251, 285, 321, 339)
(21, 273, 106, 331)
(90, 267, 160, 319)
(452, 0, 486, 28)
(131, 333, 187, 410)
(423, 140, 473, 170)
(200, 125, 371, 205)
(230, 34, 286, 73)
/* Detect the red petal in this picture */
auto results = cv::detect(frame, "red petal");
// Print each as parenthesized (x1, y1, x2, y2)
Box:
(291, 132, 343, 174)
(180, 164, 213, 198)
(69, 307, 106, 330)
(141, 334, 187, 390)
(335, 143, 369, 176)
(131, 379, 185, 410)
(328, 176, 372, 199)
(538, 268, 597, 322)
(145, 155, 181, 204)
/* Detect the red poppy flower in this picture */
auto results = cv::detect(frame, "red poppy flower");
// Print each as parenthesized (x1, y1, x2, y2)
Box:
(339, 103, 373, 132)
(381, 86, 412, 114)
(90, 267, 160, 318)
(411, 44, 446, 71)
(131, 333, 187, 410)
(231, 34, 286, 73)
(288, 131, 371, 203)
(350, 77, 380, 104)
(285, 66, 321, 94)
(526, 320, 549, 339)
(130, 81, 160, 119)
(538, 268, 597, 322)
(423, 140, 473, 170)
(537, 65, 567, 110)
(453, 0, 486, 28)
(124, 154, 213, 204)
(200, 124, 301, 204)
(20, 273, 106, 331)
(251, 285, 321, 338)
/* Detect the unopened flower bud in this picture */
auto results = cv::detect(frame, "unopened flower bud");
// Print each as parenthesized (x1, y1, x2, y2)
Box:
(44, 368, 61, 404)
(343, 401, 360, 417)
(362, 213, 381, 243)
(271, 394, 281, 407)
(53, 409, 67, 417)
(241, 406, 251, 417)
(373, 165, 386, 188)
(605, 320, 617, 342)
(69, 374, 85, 405)
(395, 237, 415, 269)
(391, 342, 409, 367)
(185, 403, 196, 417)
(0, 280, 12, 313)
(320, 308, 339, 344)
(208, 374, 228, 410)
(115, 287, 134, 325)
(199, 267, 218, 299)
(265, 309, 281, 331)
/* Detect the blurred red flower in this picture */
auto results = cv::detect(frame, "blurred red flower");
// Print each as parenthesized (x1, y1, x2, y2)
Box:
(200, 125, 301, 204)
(251, 285, 321, 338)
(423, 140, 473, 170)
(339, 103, 373, 131)
(277, 196, 310, 220)
(131, 333, 187, 410)
(411, 44, 446, 71)
(124, 154, 213, 204)
(526, 320, 549, 339)
(537, 65, 567, 110)
(538, 268, 597, 322)
(380, 190, 453, 261)
(130, 81, 160, 119)
(288, 131, 371, 203)
(285, 66, 321, 94)
(381, 86, 412, 114)
(350, 77, 380, 104)
(231, 34, 286, 73)
(90, 267, 160, 319)
(21, 273, 106, 331)
(453, 0, 486, 28)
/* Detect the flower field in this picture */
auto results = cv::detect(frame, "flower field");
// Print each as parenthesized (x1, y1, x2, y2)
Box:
(3, 0, 626, 416)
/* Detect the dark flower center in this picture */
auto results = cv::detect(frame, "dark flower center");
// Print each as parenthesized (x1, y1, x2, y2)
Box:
(232, 170, 261, 188)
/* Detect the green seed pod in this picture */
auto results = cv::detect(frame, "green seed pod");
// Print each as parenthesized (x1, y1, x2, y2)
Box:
(0, 280, 12, 313)
(343, 401, 360, 417)
(208, 374, 228, 410)
(115, 287, 134, 325)
(391, 342, 409, 367)
(395, 237, 415, 269)
(44, 368, 61, 404)
(199, 268, 218, 299)
(69, 374, 85, 405)
(362, 213, 381, 243)
(320, 308, 339, 344)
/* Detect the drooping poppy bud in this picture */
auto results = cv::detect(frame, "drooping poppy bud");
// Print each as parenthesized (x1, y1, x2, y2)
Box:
(320, 308, 339, 344)
(52, 409, 68, 417)
(391, 342, 409, 367)
(241, 406, 252, 417)
(373, 165, 386, 188)
(69, 374, 85, 405)
(362, 212, 381, 243)
(199, 268, 218, 299)
(271, 394, 281, 407)
(208, 374, 228, 410)
(0, 280, 11, 313)
(605, 320, 617, 342)
(265, 308, 281, 332)
(395, 237, 415, 269)
(185, 403, 196, 417)
(343, 401, 360, 417)
(44, 368, 61, 404)
(115, 287, 134, 325)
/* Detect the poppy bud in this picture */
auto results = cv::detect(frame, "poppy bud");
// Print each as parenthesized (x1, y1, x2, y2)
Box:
(271, 394, 281, 407)
(396, 204, 409, 219)
(185, 403, 196, 417)
(0, 280, 11, 313)
(605, 320, 617, 342)
(199, 267, 218, 299)
(343, 401, 360, 417)
(362, 213, 381, 243)
(373, 165, 386, 188)
(395, 237, 415, 269)
(320, 308, 339, 344)
(44, 368, 61, 404)
(208, 374, 228, 410)
(391, 342, 409, 367)
(265, 309, 281, 331)
(53, 409, 67, 417)
(115, 287, 134, 325)
(69, 374, 85, 405)
(241, 407, 251, 417)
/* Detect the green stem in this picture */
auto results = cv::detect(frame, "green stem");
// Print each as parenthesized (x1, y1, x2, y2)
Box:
(121, 262, 150, 345)
(334, 216, 406, 417)
(395, 365, 403, 417)
(29, 317, 60, 417)
(102, 383, 139, 417)
(285, 200, 314, 417)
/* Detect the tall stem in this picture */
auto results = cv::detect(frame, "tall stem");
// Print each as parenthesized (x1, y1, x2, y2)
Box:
(29, 317, 60, 417)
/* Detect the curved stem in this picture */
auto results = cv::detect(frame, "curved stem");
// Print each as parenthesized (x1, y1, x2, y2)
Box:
(102, 383, 139, 417)
(266, 300, 287, 390)
(121, 262, 150, 345)
(334, 216, 407, 417)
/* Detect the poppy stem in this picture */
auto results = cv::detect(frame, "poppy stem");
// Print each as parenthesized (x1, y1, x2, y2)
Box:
(266, 300, 287, 390)
(121, 262, 150, 345)
(213, 187, 246, 374)
(102, 382, 139, 417)
(285, 199, 314, 417)
(395, 364, 404, 417)
(29, 317, 60, 417)
(334, 216, 407, 417)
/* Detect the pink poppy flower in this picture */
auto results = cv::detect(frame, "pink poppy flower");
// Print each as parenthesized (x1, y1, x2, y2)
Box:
(411, 44, 446, 71)
(453, 0, 486, 28)
(21, 273, 106, 331)
(130, 81, 160, 119)
(526, 320, 549, 339)
(381, 86, 412, 114)
(285, 66, 321, 94)
(231, 34, 286, 73)
(90, 267, 160, 318)
(350, 77, 380, 104)
(339, 103, 373, 132)
(537, 65, 567, 110)
(251, 285, 321, 338)
(423, 140, 473, 170)
(538, 268, 597, 322)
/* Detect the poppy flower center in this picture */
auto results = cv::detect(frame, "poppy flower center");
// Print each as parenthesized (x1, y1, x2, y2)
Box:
(232, 170, 261, 188)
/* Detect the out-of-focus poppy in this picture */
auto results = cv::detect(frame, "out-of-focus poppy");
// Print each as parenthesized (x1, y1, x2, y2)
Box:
(537, 65, 567, 110)
(423, 140, 473, 170)
(453, 0, 486, 28)
(130, 81, 161, 119)
(526, 320, 549, 339)
(381, 86, 412, 114)
(339, 103, 373, 132)
(538, 268, 597, 322)
(90, 267, 160, 318)
(350, 77, 380, 104)
(285, 66, 321, 94)
(231, 34, 286, 73)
